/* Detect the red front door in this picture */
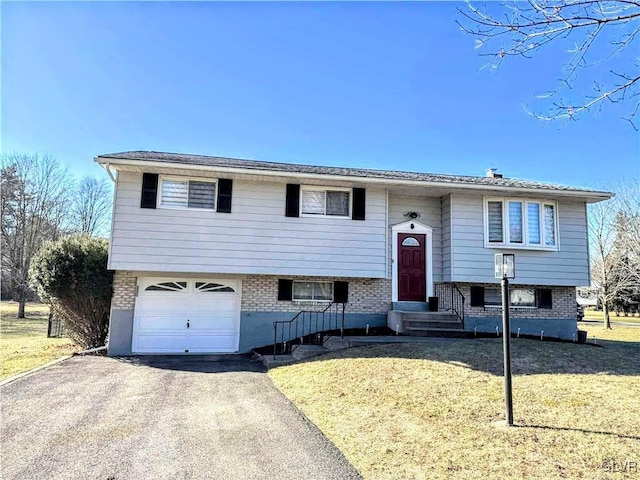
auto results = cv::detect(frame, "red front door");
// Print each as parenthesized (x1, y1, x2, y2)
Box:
(398, 233, 426, 302)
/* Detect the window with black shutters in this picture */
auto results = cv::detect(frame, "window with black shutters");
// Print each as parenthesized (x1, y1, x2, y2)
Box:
(157, 176, 220, 211)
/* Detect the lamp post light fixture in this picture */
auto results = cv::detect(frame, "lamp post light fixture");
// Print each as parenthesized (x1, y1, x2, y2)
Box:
(495, 253, 515, 426)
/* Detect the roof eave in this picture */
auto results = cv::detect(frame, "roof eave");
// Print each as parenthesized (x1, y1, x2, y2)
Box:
(95, 155, 614, 203)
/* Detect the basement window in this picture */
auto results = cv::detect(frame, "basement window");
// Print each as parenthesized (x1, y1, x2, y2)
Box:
(292, 281, 333, 301)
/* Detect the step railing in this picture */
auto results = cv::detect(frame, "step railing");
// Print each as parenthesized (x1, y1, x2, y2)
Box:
(273, 302, 346, 359)
(433, 282, 465, 329)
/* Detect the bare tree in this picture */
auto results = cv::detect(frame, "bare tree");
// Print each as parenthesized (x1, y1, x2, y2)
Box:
(0, 153, 72, 317)
(458, 0, 640, 128)
(589, 180, 640, 328)
(71, 176, 112, 237)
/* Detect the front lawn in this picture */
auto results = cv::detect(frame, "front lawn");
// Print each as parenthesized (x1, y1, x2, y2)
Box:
(270, 329, 640, 480)
(0, 301, 79, 380)
(583, 309, 640, 324)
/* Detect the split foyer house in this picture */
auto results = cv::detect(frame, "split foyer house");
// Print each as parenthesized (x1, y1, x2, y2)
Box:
(97, 151, 612, 355)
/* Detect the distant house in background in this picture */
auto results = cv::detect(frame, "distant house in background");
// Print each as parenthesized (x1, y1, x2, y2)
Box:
(96, 151, 613, 356)
(576, 287, 599, 307)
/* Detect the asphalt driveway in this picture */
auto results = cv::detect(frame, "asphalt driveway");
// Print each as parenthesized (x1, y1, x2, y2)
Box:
(1, 355, 361, 480)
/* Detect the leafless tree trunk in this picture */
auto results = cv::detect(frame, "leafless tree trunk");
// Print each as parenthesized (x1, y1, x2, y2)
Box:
(1, 153, 72, 317)
(458, 0, 640, 129)
(71, 176, 112, 237)
(589, 180, 640, 329)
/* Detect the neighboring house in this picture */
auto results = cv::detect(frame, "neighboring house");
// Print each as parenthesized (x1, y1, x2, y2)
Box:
(576, 287, 599, 307)
(96, 151, 612, 355)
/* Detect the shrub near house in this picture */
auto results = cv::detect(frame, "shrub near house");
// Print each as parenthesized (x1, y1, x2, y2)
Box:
(30, 235, 113, 349)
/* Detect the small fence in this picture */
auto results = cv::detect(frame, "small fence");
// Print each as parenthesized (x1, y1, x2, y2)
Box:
(47, 313, 67, 338)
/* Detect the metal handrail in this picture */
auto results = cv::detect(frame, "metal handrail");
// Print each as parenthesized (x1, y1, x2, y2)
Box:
(273, 302, 345, 359)
(433, 282, 465, 329)
(451, 283, 465, 329)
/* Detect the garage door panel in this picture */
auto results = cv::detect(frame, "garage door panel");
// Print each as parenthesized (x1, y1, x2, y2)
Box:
(137, 316, 187, 331)
(136, 334, 187, 352)
(187, 334, 237, 352)
(132, 278, 240, 354)
(188, 315, 237, 331)
(188, 296, 238, 313)
(137, 296, 187, 316)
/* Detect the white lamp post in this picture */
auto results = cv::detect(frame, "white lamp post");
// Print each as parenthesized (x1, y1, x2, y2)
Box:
(495, 253, 515, 426)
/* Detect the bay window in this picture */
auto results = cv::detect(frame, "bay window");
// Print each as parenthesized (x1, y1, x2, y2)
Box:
(484, 197, 558, 249)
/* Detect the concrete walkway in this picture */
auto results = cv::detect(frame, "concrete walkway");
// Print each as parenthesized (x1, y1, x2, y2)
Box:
(260, 335, 467, 367)
(1, 355, 361, 480)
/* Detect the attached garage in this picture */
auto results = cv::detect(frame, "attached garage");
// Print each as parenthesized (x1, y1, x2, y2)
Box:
(132, 278, 241, 354)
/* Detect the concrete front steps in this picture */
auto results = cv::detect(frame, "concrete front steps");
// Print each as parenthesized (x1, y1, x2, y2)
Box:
(388, 311, 472, 338)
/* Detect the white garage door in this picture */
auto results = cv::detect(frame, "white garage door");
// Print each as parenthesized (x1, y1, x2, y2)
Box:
(132, 278, 241, 354)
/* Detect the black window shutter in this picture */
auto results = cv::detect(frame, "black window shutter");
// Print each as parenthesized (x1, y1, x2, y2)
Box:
(217, 179, 233, 213)
(140, 173, 158, 209)
(285, 184, 300, 217)
(537, 289, 553, 309)
(333, 281, 349, 303)
(470, 286, 485, 307)
(352, 188, 366, 221)
(277, 279, 293, 301)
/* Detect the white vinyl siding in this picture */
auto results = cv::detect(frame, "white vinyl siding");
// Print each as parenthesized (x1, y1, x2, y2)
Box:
(451, 194, 590, 286)
(484, 197, 558, 250)
(441, 194, 452, 282)
(301, 187, 350, 217)
(159, 177, 217, 210)
(109, 172, 387, 277)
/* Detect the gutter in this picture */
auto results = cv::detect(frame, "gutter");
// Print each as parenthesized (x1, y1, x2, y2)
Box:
(94, 156, 614, 202)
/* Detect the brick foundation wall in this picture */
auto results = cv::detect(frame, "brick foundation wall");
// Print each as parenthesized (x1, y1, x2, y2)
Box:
(109, 271, 392, 314)
(453, 283, 576, 319)
(241, 275, 391, 314)
(111, 271, 137, 310)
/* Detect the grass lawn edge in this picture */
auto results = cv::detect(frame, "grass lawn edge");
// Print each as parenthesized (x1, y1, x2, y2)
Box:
(0, 354, 75, 387)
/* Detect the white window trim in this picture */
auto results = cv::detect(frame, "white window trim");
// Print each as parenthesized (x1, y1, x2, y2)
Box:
(292, 280, 334, 302)
(483, 197, 559, 251)
(391, 220, 434, 303)
(157, 175, 218, 211)
(300, 186, 352, 219)
(483, 287, 539, 309)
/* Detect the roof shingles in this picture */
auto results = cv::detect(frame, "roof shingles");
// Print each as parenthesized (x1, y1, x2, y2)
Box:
(97, 150, 610, 196)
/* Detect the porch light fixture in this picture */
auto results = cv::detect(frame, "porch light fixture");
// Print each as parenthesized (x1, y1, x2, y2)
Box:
(494, 253, 515, 279)
(495, 253, 515, 426)
(404, 211, 420, 219)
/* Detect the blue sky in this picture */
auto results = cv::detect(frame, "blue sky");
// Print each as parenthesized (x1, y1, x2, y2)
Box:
(1, 1, 638, 189)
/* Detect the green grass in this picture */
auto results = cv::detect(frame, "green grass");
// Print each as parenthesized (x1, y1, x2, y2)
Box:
(0, 301, 79, 380)
(270, 329, 640, 480)
(583, 310, 640, 324)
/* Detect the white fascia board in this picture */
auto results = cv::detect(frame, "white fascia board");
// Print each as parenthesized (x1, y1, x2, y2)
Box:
(95, 156, 614, 203)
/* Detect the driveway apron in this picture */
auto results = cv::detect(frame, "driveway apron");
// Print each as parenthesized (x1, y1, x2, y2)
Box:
(1, 355, 361, 480)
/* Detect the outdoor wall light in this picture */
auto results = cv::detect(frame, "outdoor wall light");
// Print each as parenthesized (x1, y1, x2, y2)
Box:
(404, 211, 420, 219)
